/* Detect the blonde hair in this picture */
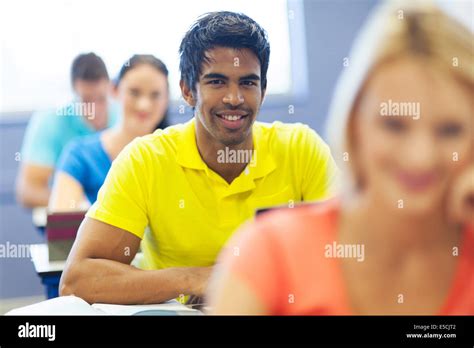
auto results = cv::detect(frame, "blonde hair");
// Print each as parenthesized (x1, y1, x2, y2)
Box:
(326, 0, 474, 192)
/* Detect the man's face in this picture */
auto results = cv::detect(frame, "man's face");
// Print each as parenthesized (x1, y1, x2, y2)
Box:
(182, 47, 265, 147)
(73, 78, 109, 126)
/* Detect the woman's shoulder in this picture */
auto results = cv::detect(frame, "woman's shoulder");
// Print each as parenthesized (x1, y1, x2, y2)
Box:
(65, 132, 103, 152)
(58, 132, 105, 170)
(57, 132, 102, 164)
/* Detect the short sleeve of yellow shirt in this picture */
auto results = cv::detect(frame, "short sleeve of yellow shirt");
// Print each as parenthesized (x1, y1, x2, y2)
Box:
(86, 119, 339, 269)
(297, 124, 340, 200)
(87, 137, 151, 238)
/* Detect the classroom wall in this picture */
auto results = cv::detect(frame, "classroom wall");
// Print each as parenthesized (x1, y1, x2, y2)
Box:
(0, 0, 377, 300)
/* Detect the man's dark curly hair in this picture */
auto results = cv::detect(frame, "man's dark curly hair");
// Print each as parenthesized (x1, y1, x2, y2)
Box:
(179, 11, 270, 93)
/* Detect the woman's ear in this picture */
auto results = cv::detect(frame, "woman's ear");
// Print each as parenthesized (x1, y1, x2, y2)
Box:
(180, 79, 196, 107)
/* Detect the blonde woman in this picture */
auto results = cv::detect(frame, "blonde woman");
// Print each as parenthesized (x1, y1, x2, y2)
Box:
(208, 1, 474, 315)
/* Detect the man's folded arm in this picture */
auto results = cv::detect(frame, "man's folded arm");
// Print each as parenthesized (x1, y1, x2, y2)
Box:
(59, 216, 212, 304)
(16, 162, 53, 208)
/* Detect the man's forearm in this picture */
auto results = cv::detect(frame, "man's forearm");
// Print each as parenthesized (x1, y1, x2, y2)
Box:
(16, 183, 50, 208)
(60, 258, 211, 304)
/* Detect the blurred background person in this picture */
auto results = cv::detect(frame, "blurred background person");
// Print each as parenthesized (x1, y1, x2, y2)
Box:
(48, 55, 170, 212)
(209, 0, 474, 315)
(16, 53, 119, 208)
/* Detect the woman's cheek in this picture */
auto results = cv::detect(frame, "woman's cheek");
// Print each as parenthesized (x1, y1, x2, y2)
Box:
(442, 139, 472, 176)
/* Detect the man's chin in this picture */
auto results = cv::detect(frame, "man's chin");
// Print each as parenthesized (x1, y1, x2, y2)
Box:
(219, 135, 247, 147)
(219, 127, 253, 146)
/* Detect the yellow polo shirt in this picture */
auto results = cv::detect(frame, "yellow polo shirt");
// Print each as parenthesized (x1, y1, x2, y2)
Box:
(86, 118, 338, 270)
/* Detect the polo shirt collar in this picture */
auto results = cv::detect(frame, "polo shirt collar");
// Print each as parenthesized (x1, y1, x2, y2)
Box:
(176, 118, 276, 192)
(176, 118, 207, 170)
(250, 122, 276, 180)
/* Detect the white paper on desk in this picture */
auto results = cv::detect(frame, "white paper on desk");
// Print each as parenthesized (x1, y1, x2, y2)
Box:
(5, 296, 105, 316)
(91, 299, 198, 315)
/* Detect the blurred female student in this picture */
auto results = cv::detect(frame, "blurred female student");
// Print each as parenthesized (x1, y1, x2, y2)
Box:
(209, 1, 474, 315)
(49, 55, 170, 211)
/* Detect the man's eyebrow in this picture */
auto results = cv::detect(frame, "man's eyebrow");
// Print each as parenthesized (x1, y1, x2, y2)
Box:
(202, 73, 228, 80)
(201, 73, 261, 81)
(239, 74, 260, 81)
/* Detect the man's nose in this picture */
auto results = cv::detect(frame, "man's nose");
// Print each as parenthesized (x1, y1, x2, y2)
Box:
(223, 85, 244, 107)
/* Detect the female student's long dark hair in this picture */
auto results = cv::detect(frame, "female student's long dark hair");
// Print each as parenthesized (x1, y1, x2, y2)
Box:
(115, 54, 170, 130)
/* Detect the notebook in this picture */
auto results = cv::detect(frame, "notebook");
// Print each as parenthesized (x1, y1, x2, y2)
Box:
(6, 296, 201, 316)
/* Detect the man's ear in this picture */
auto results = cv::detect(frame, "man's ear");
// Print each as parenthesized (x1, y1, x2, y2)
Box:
(260, 88, 267, 106)
(180, 80, 196, 107)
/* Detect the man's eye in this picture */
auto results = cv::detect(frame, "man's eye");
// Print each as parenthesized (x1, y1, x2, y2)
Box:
(382, 118, 406, 132)
(437, 123, 463, 137)
(241, 81, 257, 86)
(208, 80, 224, 85)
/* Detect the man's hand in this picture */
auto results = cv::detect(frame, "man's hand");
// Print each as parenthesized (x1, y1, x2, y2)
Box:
(447, 165, 474, 227)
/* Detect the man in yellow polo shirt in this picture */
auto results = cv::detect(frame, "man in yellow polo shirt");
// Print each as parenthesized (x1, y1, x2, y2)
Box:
(60, 11, 338, 305)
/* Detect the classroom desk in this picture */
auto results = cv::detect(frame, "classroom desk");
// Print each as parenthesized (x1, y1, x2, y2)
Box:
(30, 244, 144, 299)
(29, 244, 65, 299)
(32, 206, 47, 235)
(32, 207, 47, 228)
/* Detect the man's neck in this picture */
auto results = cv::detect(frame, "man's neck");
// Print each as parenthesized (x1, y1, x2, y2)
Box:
(84, 114, 107, 131)
(195, 125, 254, 185)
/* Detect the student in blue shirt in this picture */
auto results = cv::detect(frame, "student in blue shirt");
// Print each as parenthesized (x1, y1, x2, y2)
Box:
(16, 53, 119, 208)
(48, 55, 170, 211)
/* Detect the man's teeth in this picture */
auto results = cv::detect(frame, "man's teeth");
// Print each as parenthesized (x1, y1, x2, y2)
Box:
(220, 114, 243, 121)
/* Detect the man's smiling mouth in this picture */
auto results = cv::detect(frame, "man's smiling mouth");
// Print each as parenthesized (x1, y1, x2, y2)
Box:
(217, 114, 247, 121)
(216, 111, 249, 121)
(215, 111, 249, 129)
